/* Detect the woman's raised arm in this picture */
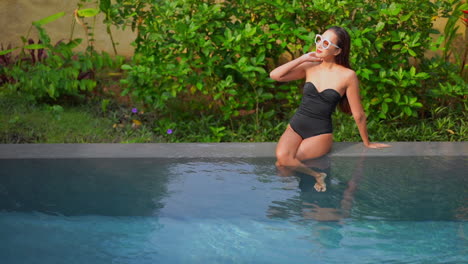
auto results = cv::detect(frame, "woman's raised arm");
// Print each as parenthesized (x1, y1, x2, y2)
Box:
(270, 52, 322, 82)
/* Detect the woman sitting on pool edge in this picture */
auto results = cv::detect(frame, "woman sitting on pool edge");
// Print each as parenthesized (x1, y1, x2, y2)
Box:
(270, 26, 390, 192)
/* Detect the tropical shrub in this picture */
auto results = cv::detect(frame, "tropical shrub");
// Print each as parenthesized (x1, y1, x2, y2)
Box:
(104, 0, 465, 126)
(0, 6, 124, 103)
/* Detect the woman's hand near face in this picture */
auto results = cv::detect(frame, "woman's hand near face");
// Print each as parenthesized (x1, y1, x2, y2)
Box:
(301, 52, 322, 63)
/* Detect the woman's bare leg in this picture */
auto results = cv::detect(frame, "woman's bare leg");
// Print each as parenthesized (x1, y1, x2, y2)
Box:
(296, 133, 333, 161)
(275, 125, 332, 191)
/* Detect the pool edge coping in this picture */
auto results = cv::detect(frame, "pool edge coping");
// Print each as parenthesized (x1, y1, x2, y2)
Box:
(0, 142, 467, 158)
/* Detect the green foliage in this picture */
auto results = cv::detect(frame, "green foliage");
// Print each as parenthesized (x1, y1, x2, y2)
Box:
(0, 95, 158, 143)
(1, 0, 466, 144)
(73, 0, 101, 52)
(440, 0, 468, 61)
(342, 0, 448, 120)
(332, 103, 467, 142)
(105, 0, 466, 127)
(2, 47, 122, 102)
(1, 92, 465, 143)
(0, 13, 125, 103)
(420, 56, 468, 110)
(117, 0, 277, 128)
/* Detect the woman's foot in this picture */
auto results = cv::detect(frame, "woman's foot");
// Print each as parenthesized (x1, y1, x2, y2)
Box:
(313, 172, 327, 192)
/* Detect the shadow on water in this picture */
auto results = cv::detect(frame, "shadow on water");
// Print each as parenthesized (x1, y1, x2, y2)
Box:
(0, 159, 174, 216)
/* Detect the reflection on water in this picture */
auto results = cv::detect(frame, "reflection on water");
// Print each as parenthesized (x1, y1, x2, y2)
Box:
(0, 156, 466, 221)
(266, 155, 468, 253)
(0, 156, 466, 263)
(269, 156, 468, 222)
(270, 155, 363, 222)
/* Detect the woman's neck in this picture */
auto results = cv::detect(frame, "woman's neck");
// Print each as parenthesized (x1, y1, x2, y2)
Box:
(318, 59, 337, 70)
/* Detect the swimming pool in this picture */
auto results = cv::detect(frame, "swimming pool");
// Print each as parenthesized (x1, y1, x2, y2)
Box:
(0, 143, 467, 263)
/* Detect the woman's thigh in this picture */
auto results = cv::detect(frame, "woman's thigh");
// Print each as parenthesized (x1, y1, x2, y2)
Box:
(296, 133, 333, 161)
(276, 125, 303, 160)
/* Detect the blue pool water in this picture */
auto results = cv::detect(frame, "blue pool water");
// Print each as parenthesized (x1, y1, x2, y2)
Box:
(0, 156, 467, 263)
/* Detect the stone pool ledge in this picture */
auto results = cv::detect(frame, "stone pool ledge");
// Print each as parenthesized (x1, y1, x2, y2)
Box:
(0, 142, 466, 159)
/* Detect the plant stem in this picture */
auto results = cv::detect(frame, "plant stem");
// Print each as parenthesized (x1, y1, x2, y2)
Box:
(70, 14, 76, 41)
(107, 25, 118, 55)
(460, 43, 467, 76)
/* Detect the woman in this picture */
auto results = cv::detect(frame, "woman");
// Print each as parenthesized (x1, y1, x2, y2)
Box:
(270, 26, 390, 192)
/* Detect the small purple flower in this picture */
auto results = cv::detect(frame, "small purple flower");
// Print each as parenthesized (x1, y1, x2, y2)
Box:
(167, 129, 173, 135)
(131, 108, 138, 114)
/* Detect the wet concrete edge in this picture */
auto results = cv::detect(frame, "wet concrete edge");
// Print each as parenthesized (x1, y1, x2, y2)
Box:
(0, 142, 467, 159)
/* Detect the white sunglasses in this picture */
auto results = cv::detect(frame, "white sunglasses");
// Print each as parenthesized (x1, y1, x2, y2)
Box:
(315, 34, 340, 49)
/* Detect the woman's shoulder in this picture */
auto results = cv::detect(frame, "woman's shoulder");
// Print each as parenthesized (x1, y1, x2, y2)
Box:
(339, 67, 358, 82)
(339, 66, 356, 76)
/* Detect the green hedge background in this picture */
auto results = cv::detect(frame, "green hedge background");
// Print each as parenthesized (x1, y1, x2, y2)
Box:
(0, 0, 466, 142)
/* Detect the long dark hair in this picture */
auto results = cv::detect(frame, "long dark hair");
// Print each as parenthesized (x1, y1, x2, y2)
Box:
(328, 26, 352, 115)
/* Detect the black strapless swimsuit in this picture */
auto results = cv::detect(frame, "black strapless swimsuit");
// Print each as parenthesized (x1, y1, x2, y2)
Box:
(289, 82, 342, 139)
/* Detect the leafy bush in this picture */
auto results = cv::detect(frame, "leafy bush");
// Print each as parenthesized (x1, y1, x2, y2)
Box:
(1, 0, 465, 143)
(106, 0, 465, 126)
(0, 10, 125, 103)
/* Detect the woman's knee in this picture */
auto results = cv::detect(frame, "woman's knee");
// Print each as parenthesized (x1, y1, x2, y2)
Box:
(275, 149, 292, 167)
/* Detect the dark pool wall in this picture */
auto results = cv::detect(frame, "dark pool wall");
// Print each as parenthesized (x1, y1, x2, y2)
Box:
(0, 143, 467, 220)
(0, 159, 173, 216)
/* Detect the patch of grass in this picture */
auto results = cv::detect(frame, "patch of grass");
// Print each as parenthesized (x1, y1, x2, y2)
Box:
(0, 95, 159, 143)
(153, 113, 287, 143)
(1, 108, 108, 143)
(0, 94, 466, 143)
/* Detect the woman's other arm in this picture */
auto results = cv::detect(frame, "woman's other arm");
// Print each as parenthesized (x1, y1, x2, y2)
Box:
(345, 72, 390, 148)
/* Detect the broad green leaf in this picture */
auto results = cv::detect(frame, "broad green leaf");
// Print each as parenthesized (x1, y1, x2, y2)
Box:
(261, 93, 274, 100)
(394, 91, 401, 103)
(388, 3, 402, 16)
(77, 8, 100, 18)
(371, 98, 380, 105)
(0, 47, 18, 55)
(33, 12, 66, 26)
(404, 107, 412, 116)
(99, 0, 111, 12)
(410, 66, 416, 76)
(416, 72, 430, 79)
(400, 12, 412, 22)
(376, 22, 385, 32)
(408, 49, 417, 57)
(66, 39, 83, 49)
(24, 44, 47, 50)
(382, 102, 388, 114)
(121, 64, 133, 70)
(354, 38, 363, 47)
(227, 89, 237, 95)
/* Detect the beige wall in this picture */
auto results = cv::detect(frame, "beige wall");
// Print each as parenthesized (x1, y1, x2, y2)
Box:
(432, 16, 467, 60)
(0, 0, 466, 59)
(0, 0, 136, 57)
